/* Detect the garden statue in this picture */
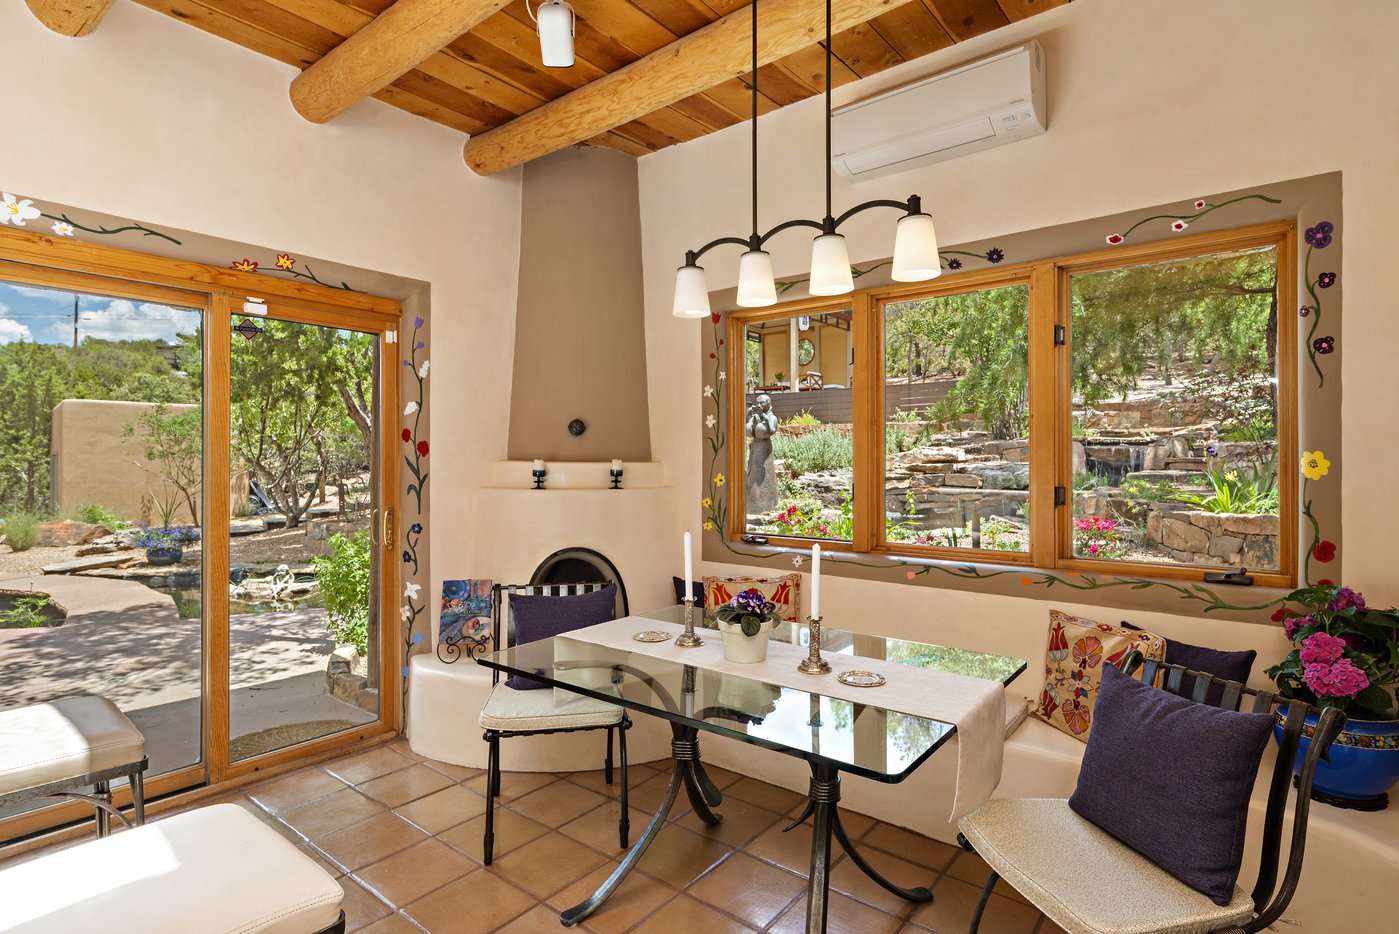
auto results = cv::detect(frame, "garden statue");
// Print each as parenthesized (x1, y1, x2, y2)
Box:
(746, 394, 779, 514)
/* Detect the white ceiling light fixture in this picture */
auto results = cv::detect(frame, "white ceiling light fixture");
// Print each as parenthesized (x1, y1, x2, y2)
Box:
(674, 0, 942, 319)
(529, 0, 576, 69)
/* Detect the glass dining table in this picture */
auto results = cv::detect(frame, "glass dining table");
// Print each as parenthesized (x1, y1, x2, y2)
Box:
(476, 605, 1026, 934)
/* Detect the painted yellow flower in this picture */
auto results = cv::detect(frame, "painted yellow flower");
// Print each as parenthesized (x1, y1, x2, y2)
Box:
(230, 258, 259, 272)
(702, 520, 714, 531)
(275, 253, 296, 270)
(1301, 451, 1331, 481)
(713, 473, 726, 487)
(701, 497, 712, 508)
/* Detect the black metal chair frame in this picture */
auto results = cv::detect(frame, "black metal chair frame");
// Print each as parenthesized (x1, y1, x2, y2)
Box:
(0, 756, 148, 838)
(481, 581, 631, 866)
(314, 911, 346, 934)
(959, 658, 1347, 934)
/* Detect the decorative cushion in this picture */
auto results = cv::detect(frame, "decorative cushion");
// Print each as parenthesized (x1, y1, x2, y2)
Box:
(1030, 609, 1165, 742)
(703, 574, 800, 622)
(1122, 623, 1256, 708)
(478, 684, 623, 732)
(0, 696, 145, 795)
(958, 798, 1254, 934)
(1069, 664, 1274, 906)
(672, 576, 704, 606)
(505, 586, 617, 690)
(0, 803, 343, 934)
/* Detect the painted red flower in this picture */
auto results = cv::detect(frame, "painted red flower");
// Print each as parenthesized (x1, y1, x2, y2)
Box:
(710, 312, 721, 324)
(1193, 199, 1207, 210)
(1270, 606, 1289, 623)
(416, 440, 429, 457)
(1318, 578, 1335, 587)
(709, 352, 716, 359)
(1170, 219, 1189, 232)
(718, 338, 725, 346)
(1312, 540, 1336, 563)
(1105, 234, 1124, 245)
(401, 428, 412, 443)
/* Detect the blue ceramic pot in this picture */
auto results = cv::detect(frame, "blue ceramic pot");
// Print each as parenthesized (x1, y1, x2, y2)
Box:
(1278, 706, 1399, 805)
(145, 546, 183, 566)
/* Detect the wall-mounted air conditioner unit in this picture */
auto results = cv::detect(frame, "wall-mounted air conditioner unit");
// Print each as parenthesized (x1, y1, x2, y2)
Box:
(831, 40, 1046, 182)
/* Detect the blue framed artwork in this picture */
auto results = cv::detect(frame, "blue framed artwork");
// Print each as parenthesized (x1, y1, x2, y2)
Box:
(440, 579, 492, 646)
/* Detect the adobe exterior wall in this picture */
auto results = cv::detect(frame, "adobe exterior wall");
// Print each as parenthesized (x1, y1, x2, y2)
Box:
(638, 0, 1399, 635)
(51, 399, 195, 524)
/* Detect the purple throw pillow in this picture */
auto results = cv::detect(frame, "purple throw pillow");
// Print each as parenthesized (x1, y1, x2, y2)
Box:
(672, 576, 704, 607)
(505, 586, 617, 690)
(1069, 663, 1273, 905)
(1122, 622, 1256, 707)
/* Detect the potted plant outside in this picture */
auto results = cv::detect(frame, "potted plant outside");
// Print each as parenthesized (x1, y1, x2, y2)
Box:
(713, 588, 780, 664)
(1266, 584, 1399, 809)
(131, 525, 201, 566)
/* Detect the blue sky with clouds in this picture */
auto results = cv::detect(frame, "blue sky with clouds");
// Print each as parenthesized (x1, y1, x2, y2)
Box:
(0, 281, 201, 346)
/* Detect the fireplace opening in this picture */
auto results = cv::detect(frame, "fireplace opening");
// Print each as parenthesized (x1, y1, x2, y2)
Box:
(530, 547, 629, 618)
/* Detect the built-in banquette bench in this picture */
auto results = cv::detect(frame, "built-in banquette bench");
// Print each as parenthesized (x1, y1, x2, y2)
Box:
(408, 600, 1399, 933)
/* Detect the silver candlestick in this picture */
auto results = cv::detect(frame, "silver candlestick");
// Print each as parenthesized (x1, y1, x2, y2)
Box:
(675, 596, 704, 647)
(797, 615, 832, 674)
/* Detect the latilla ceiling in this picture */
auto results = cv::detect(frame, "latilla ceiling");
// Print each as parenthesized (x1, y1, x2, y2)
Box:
(128, 0, 1066, 170)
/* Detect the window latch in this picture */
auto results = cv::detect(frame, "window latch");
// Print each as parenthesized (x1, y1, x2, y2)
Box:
(1204, 568, 1255, 586)
(1053, 324, 1066, 346)
(1053, 486, 1066, 506)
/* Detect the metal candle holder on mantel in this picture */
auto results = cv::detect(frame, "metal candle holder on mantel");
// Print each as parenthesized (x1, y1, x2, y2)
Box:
(798, 616, 832, 675)
(675, 596, 704, 647)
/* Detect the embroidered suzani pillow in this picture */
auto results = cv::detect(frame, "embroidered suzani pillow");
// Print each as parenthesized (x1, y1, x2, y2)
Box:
(703, 574, 800, 622)
(1031, 609, 1166, 742)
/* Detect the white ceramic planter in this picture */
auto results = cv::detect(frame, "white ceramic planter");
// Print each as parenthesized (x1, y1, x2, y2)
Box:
(717, 618, 775, 663)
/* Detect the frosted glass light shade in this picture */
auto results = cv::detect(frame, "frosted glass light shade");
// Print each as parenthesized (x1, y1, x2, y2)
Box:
(673, 264, 711, 318)
(809, 234, 853, 296)
(536, 0, 575, 68)
(892, 212, 941, 282)
(736, 249, 777, 307)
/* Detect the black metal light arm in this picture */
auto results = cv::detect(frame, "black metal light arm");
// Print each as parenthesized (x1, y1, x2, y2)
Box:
(681, 195, 924, 268)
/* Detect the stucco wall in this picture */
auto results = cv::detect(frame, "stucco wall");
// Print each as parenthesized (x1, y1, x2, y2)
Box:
(638, 0, 1399, 650)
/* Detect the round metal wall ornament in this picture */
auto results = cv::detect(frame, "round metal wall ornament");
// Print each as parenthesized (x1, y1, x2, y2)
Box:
(568, 418, 587, 436)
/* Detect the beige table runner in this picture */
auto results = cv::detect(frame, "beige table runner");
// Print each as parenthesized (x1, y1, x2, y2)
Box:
(565, 616, 1007, 820)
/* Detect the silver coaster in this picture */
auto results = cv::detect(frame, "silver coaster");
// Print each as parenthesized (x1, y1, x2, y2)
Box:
(632, 630, 671, 643)
(837, 670, 886, 688)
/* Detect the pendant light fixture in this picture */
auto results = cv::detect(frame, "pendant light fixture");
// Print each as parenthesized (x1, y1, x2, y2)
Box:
(529, 0, 576, 69)
(674, 0, 943, 319)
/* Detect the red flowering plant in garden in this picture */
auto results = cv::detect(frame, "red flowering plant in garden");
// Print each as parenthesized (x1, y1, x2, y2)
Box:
(1265, 585, 1399, 719)
(1071, 516, 1130, 559)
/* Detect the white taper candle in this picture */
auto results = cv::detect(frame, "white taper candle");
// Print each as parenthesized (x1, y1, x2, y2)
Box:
(811, 543, 821, 618)
(684, 529, 694, 597)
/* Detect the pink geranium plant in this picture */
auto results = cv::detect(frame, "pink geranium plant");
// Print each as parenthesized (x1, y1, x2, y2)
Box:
(1265, 584, 1399, 718)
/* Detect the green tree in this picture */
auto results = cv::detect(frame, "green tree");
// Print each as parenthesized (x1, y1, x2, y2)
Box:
(123, 403, 203, 525)
(0, 341, 68, 513)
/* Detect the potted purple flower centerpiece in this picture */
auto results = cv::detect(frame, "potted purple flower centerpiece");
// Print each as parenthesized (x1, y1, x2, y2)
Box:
(1266, 584, 1399, 809)
(713, 588, 780, 664)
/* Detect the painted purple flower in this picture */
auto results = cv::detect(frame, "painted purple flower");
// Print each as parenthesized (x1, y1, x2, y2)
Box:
(410, 522, 423, 534)
(947, 258, 963, 270)
(1329, 587, 1366, 612)
(403, 360, 414, 368)
(1283, 614, 1314, 639)
(1299, 305, 1312, 318)
(416, 340, 425, 349)
(1313, 335, 1335, 355)
(1299, 632, 1346, 665)
(1304, 221, 1334, 249)
(1303, 658, 1370, 699)
(413, 631, 425, 644)
(414, 316, 425, 329)
(402, 550, 413, 563)
(1317, 272, 1336, 288)
(984, 248, 1005, 264)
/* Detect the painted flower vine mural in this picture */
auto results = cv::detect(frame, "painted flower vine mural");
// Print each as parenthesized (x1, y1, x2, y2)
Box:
(399, 316, 430, 692)
(228, 253, 361, 291)
(1301, 221, 1337, 386)
(2, 189, 182, 244)
(1102, 193, 1282, 245)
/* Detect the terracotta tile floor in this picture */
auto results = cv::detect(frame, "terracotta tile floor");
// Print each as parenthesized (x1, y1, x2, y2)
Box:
(3, 739, 1063, 934)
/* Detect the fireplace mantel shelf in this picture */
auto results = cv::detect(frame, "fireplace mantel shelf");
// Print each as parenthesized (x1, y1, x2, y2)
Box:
(485, 460, 669, 490)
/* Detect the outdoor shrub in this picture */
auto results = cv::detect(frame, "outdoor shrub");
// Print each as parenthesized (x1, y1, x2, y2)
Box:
(2, 513, 39, 552)
(129, 525, 200, 551)
(313, 531, 370, 655)
(783, 410, 822, 428)
(1119, 478, 1180, 504)
(1073, 516, 1132, 559)
(772, 426, 852, 475)
(0, 593, 50, 629)
(72, 502, 124, 529)
(1176, 456, 1278, 514)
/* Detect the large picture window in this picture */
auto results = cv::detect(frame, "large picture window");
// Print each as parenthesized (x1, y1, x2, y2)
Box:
(724, 223, 1298, 587)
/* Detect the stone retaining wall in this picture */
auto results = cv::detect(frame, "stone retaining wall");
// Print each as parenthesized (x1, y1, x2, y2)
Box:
(1145, 508, 1279, 569)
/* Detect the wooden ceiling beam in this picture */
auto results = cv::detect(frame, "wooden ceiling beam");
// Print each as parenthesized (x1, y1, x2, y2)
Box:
(24, 0, 115, 36)
(463, 0, 920, 175)
(289, 0, 511, 123)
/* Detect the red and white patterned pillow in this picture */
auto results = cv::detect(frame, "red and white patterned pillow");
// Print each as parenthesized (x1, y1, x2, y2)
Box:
(1031, 609, 1166, 742)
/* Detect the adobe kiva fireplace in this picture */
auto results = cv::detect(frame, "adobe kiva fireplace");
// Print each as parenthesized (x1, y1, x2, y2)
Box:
(530, 547, 630, 618)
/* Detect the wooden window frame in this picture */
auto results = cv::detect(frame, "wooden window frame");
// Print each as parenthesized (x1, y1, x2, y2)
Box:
(724, 221, 1299, 589)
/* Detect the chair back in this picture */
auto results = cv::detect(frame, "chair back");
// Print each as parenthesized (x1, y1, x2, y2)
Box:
(1130, 657, 1347, 932)
(490, 581, 616, 685)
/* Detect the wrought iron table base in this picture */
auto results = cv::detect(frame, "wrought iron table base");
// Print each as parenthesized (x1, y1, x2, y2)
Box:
(784, 763, 934, 906)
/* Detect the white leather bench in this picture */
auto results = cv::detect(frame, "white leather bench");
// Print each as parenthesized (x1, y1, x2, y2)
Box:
(0, 696, 147, 836)
(0, 803, 345, 934)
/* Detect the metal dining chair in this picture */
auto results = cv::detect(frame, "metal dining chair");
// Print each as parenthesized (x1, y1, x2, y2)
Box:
(477, 581, 631, 865)
(956, 658, 1346, 934)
